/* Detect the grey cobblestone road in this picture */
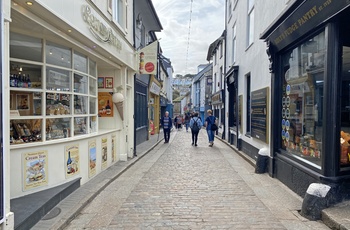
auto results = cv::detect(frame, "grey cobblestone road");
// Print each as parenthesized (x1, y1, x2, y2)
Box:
(65, 129, 329, 229)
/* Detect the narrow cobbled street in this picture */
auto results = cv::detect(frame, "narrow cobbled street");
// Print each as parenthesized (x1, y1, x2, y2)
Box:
(64, 129, 329, 229)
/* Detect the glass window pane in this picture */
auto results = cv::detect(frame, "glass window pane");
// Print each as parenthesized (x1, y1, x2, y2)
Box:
(90, 97, 96, 114)
(89, 78, 96, 95)
(46, 67, 71, 91)
(90, 116, 97, 133)
(74, 95, 88, 114)
(46, 118, 71, 140)
(46, 42, 72, 68)
(74, 73, 88, 94)
(74, 52, 87, 73)
(10, 62, 42, 89)
(281, 31, 325, 167)
(10, 33, 42, 62)
(10, 119, 42, 144)
(10, 91, 42, 116)
(74, 117, 87, 136)
(46, 93, 71, 115)
(89, 59, 97, 77)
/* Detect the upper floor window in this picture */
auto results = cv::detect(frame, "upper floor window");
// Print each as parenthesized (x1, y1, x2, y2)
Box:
(220, 43, 223, 58)
(247, 0, 254, 47)
(113, 0, 124, 27)
(228, 0, 232, 18)
(232, 24, 236, 64)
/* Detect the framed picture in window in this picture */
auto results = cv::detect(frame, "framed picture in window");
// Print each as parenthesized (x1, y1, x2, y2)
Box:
(105, 77, 113, 89)
(16, 94, 30, 110)
(98, 77, 104, 88)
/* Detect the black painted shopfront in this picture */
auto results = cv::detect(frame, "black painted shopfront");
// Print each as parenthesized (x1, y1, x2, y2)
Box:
(261, 0, 350, 200)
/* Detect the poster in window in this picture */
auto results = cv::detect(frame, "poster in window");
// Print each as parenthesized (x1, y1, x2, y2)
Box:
(23, 150, 48, 191)
(88, 140, 97, 178)
(111, 135, 117, 163)
(16, 94, 29, 110)
(98, 77, 104, 88)
(98, 92, 114, 117)
(105, 77, 113, 89)
(101, 137, 108, 170)
(65, 144, 80, 178)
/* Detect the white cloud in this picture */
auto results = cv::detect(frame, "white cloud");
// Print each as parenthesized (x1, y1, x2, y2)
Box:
(152, 0, 225, 76)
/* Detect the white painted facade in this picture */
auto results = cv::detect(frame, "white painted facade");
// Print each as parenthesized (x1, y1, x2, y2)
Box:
(225, 0, 293, 152)
(2, 0, 137, 227)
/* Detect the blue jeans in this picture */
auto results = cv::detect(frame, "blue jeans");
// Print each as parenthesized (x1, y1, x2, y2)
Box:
(207, 129, 214, 142)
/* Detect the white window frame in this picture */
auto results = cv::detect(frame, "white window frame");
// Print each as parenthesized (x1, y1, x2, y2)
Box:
(232, 24, 236, 64)
(247, 0, 254, 47)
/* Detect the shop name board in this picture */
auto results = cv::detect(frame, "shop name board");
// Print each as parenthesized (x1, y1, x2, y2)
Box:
(212, 90, 222, 105)
(82, 5, 122, 52)
(269, 0, 350, 51)
(150, 82, 161, 95)
(251, 87, 269, 143)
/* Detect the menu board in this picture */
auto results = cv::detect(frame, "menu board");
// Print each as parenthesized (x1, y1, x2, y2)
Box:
(251, 87, 269, 143)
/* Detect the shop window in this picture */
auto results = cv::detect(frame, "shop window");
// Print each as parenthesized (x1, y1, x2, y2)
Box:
(281, 31, 325, 167)
(46, 42, 72, 69)
(73, 51, 88, 73)
(10, 34, 98, 146)
(10, 33, 42, 62)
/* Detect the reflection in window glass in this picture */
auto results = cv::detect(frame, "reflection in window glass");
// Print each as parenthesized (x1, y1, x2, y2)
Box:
(46, 118, 70, 140)
(46, 67, 71, 91)
(89, 78, 96, 95)
(74, 51, 87, 73)
(341, 46, 350, 166)
(74, 95, 88, 114)
(46, 93, 71, 115)
(10, 33, 42, 62)
(90, 116, 97, 133)
(74, 73, 88, 94)
(89, 97, 97, 114)
(89, 59, 97, 77)
(46, 42, 72, 68)
(281, 31, 325, 167)
(74, 117, 87, 136)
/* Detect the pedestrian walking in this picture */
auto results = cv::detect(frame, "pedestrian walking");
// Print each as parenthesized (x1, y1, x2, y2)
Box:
(205, 109, 217, 147)
(176, 115, 183, 130)
(184, 113, 191, 132)
(190, 112, 202, 146)
(160, 111, 172, 143)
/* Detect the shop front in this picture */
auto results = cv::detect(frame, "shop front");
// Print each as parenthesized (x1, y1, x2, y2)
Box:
(211, 89, 225, 138)
(261, 0, 350, 199)
(6, 1, 136, 226)
(149, 76, 161, 135)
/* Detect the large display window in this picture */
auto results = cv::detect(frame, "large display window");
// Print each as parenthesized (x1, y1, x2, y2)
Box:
(281, 31, 325, 167)
(9, 32, 98, 145)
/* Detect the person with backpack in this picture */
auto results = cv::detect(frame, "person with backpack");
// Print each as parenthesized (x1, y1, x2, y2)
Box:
(189, 112, 202, 146)
(205, 109, 217, 147)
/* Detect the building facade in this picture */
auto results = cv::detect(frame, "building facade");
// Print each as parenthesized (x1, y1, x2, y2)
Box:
(225, 0, 350, 201)
(3, 0, 138, 228)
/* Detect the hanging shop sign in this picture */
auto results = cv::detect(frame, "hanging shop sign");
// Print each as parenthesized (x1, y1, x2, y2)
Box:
(82, 5, 122, 52)
(251, 87, 269, 143)
(150, 81, 161, 95)
(138, 41, 158, 75)
(212, 90, 223, 105)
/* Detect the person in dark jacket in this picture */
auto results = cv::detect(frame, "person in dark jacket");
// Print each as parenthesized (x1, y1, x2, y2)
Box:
(205, 109, 217, 147)
(161, 111, 172, 143)
(189, 112, 202, 146)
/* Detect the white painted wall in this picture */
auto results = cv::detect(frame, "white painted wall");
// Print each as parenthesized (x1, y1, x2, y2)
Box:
(225, 0, 291, 151)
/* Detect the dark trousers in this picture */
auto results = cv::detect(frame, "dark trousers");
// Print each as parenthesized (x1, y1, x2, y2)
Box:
(191, 130, 199, 144)
(163, 128, 170, 142)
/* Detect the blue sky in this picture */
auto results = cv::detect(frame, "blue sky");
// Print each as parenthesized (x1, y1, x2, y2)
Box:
(152, 0, 225, 77)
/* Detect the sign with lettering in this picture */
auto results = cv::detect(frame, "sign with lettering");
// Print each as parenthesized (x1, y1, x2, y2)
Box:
(269, 0, 350, 51)
(251, 87, 269, 143)
(82, 5, 122, 52)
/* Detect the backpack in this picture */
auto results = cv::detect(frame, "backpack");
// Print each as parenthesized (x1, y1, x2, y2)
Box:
(192, 118, 200, 132)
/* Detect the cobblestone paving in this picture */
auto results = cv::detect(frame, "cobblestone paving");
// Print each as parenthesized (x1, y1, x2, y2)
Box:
(65, 129, 329, 230)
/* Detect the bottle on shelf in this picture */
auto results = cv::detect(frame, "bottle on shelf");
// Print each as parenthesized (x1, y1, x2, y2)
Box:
(17, 74, 23, 88)
(23, 74, 28, 88)
(27, 74, 32, 88)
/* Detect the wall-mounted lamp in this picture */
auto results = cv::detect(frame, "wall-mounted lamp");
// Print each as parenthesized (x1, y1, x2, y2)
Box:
(136, 13, 143, 28)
